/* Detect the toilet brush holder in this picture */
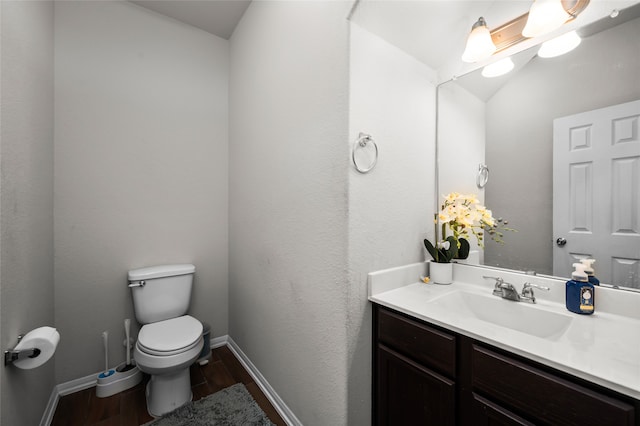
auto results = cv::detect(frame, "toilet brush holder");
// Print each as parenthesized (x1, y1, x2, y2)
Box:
(96, 362, 142, 398)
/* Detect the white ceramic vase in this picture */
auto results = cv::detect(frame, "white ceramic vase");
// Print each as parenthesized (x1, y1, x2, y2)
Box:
(429, 261, 453, 285)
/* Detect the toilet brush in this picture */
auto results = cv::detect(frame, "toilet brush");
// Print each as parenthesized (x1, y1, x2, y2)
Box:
(117, 319, 135, 372)
(125, 318, 131, 366)
(96, 322, 142, 398)
(98, 331, 115, 378)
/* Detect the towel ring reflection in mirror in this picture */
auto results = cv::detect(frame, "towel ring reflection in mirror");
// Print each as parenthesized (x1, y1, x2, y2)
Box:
(352, 133, 378, 173)
(477, 163, 489, 188)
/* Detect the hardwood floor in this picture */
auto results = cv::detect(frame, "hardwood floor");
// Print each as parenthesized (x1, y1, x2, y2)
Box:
(51, 345, 286, 425)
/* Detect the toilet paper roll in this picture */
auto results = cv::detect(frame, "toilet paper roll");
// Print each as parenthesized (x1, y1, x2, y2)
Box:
(12, 326, 60, 370)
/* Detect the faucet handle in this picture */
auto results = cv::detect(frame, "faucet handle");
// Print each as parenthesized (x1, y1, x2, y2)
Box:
(483, 275, 504, 285)
(521, 282, 550, 303)
(484, 276, 507, 297)
(523, 282, 550, 291)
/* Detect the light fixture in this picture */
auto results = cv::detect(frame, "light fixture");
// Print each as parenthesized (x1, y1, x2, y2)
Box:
(482, 57, 515, 78)
(538, 30, 582, 57)
(462, 17, 497, 63)
(537, 30, 581, 57)
(522, 0, 572, 38)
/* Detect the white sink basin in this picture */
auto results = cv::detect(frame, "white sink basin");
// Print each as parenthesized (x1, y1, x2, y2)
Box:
(428, 291, 573, 340)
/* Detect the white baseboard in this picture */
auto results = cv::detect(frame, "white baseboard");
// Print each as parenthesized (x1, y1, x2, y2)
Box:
(39, 389, 59, 426)
(210, 334, 227, 349)
(40, 335, 298, 426)
(40, 368, 101, 425)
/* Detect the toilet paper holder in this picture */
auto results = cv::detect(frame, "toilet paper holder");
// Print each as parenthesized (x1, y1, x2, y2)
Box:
(4, 334, 41, 366)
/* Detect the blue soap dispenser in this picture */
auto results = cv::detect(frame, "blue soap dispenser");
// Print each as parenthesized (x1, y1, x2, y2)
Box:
(580, 258, 600, 286)
(566, 263, 595, 315)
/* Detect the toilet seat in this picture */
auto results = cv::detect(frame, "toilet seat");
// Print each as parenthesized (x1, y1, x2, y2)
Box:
(137, 315, 203, 356)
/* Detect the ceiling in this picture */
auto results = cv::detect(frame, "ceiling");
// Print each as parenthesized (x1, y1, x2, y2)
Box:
(131, 0, 527, 49)
(128, 0, 637, 79)
(130, 0, 251, 39)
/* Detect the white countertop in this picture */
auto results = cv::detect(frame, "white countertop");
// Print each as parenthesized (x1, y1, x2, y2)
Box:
(368, 262, 640, 400)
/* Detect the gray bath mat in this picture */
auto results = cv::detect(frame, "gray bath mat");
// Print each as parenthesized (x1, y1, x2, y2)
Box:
(144, 383, 275, 426)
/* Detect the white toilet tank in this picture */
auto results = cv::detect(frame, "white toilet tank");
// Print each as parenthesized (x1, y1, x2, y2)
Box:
(128, 264, 196, 324)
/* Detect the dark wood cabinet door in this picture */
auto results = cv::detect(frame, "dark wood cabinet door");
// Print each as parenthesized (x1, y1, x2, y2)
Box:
(377, 344, 455, 426)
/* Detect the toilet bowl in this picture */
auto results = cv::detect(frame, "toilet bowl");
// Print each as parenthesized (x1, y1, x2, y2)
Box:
(128, 264, 204, 417)
(134, 315, 204, 417)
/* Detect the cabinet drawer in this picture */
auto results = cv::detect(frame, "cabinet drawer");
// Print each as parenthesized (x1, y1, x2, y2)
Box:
(472, 393, 535, 426)
(377, 307, 456, 377)
(471, 344, 636, 426)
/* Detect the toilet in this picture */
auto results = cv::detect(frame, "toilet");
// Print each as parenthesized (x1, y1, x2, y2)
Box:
(128, 264, 204, 417)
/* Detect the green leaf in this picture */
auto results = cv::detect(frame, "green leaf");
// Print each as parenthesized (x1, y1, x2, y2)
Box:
(455, 238, 470, 259)
(423, 239, 439, 262)
(443, 236, 458, 262)
(425, 236, 461, 263)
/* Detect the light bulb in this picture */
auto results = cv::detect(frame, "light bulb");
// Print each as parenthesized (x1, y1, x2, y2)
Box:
(482, 58, 515, 78)
(538, 31, 582, 58)
(523, 0, 571, 38)
(462, 17, 497, 63)
(538, 31, 581, 57)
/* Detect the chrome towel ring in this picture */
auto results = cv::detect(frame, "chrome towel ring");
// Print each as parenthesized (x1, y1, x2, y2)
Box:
(352, 133, 378, 174)
(477, 163, 489, 188)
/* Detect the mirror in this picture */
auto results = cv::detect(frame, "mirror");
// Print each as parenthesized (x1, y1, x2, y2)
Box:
(438, 4, 640, 290)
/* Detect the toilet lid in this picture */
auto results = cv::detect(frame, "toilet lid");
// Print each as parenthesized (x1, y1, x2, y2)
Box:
(137, 315, 203, 355)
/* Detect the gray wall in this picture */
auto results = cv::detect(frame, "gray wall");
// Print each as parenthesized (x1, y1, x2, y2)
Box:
(0, 2, 439, 424)
(229, 8, 437, 423)
(0, 1, 55, 425)
(54, 1, 229, 383)
(229, 2, 351, 424)
(485, 17, 640, 273)
(348, 24, 436, 425)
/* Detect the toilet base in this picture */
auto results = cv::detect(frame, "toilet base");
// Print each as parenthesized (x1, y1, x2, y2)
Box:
(145, 368, 192, 418)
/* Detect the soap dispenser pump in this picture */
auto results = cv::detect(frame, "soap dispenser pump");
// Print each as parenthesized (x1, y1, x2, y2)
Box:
(580, 258, 600, 286)
(566, 263, 595, 315)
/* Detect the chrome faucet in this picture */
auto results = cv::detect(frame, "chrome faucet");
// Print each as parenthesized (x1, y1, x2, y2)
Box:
(484, 276, 521, 301)
(520, 282, 550, 304)
(484, 276, 551, 303)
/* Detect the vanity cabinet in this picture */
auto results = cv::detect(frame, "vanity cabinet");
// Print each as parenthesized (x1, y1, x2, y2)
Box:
(373, 304, 639, 426)
(375, 307, 456, 425)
